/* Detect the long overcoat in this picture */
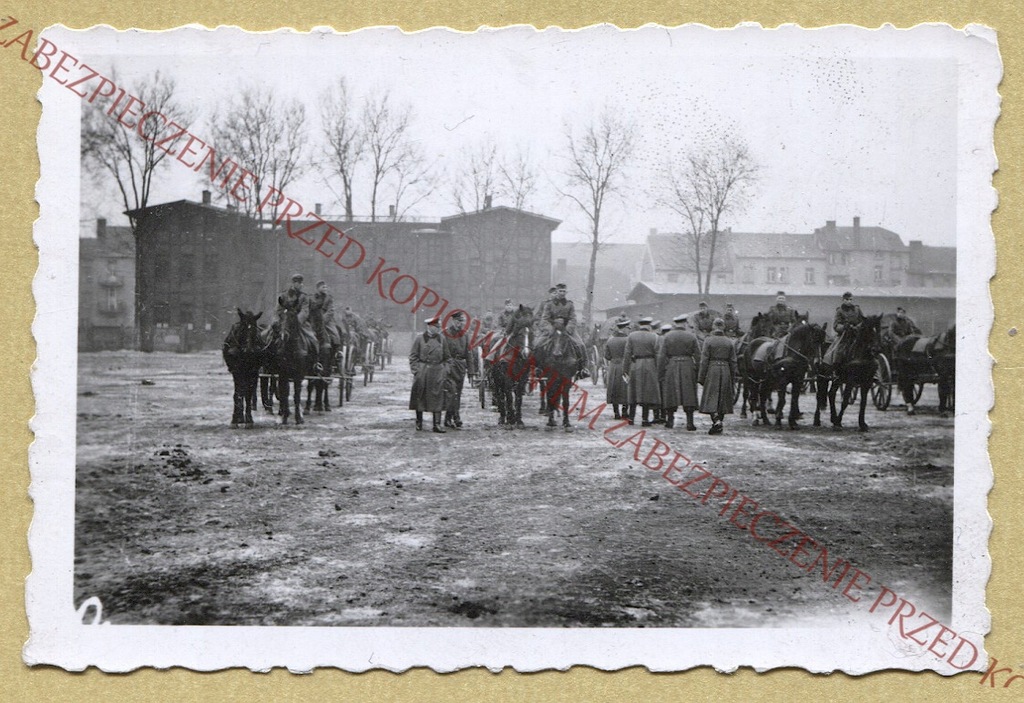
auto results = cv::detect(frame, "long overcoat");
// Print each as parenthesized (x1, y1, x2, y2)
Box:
(699, 331, 738, 415)
(409, 333, 450, 412)
(623, 329, 662, 406)
(658, 328, 700, 410)
(444, 328, 477, 411)
(604, 334, 629, 405)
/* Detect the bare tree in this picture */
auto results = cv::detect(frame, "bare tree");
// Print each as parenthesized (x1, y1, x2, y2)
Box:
(361, 91, 414, 222)
(449, 138, 499, 213)
(209, 86, 307, 222)
(557, 109, 636, 326)
(81, 70, 194, 351)
(319, 78, 364, 221)
(388, 144, 436, 221)
(498, 145, 539, 211)
(665, 135, 758, 295)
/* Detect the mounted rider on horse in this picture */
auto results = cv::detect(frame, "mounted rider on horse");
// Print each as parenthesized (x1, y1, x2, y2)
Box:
(533, 282, 588, 378)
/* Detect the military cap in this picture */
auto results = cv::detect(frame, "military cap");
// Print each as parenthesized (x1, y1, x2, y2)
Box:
(291, 273, 304, 282)
(425, 316, 440, 326)
(616, 319, 632, 328)
(843, 291, 854, 300)
(638, 316, 654, 325)
(673, 313, 689, 323)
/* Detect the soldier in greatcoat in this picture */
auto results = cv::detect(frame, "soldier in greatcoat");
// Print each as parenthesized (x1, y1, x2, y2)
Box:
(603, 319, 631, 419)
(409, 316, 451, 433)
(767, 291, 798, 338)
(623, 316, 662, 426)
(699, 318, 739, 435)
(496, 299, 516, 332)
(658, 313, 700, 430)
(443, 312, 477, 429)
(823, 291, 865, 367)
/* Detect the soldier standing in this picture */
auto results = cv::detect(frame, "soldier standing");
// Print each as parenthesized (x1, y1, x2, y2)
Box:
(443, 312, 476, 429)
(658, 313, 700, 430)
(767, 291, 798, 338)
(409, 316, 451, 433)
(623, 316, 662, 426)
(698, 318, 739, 435)
(604, 319, 631, 420)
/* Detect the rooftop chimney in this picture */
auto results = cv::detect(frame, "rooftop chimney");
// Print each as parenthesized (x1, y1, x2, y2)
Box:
(201, 189, 211, 205)
(853, 216, 861, 231)
(826, 220, 836, 229)
(650, 227, 658, 237)
(484, 194, 493, 210)
(315, 203, 322, 216)
(388, 204, 396, 219)
(96, 217, 107, 239)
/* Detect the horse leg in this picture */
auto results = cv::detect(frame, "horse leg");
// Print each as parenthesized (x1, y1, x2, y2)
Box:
(562, 386, 572, 430)
(278, 374, 290, 424)
(515, 384, 525, 428)
(244, 373, 256, 427)
(858, 381, 870, 432)
(774, 385, 786, 428)
(828, 379, 841, 427)
(261, 375, 274, 412)
(789, 383, 801, 429)
(293, 378, 304, 425)
(231, 375, 243, 426)
(740, 380, 748, 419)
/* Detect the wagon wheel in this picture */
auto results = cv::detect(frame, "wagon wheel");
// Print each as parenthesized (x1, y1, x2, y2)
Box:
(872, 353, 892, 410)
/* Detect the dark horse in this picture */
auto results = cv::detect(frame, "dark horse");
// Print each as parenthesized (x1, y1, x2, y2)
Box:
(893, 322, 956, 417)
(815, 314, 883, 431)
(733, 312, 773, 419)
(270, 297, 317, 425)
(222, 309, 265, 428)
(533, 323, 586, 431)
(746, 319, 826, 429)
(486, 304, 534, 429)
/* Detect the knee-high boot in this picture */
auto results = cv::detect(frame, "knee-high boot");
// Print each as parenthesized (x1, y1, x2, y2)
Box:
(415, 411, 424, 431)
(432, 412, 446, 433)
(685, 409, 696, 431)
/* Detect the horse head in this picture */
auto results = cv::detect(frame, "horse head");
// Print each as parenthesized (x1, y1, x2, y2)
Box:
(506, 304, 535, 337)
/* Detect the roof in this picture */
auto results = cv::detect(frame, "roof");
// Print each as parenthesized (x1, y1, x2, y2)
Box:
(79, 224, 135, 257)
(908, 245, 956, 275)
(815, 224, 906, 252)
(645, 232, 731, 273)
(125, 198, 243, 219)
(727, 232, 825, 260)
(440, 205, 561, 227)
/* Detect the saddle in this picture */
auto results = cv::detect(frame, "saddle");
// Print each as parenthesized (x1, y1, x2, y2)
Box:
(751, 338, 783, 367)
(911, 336, 930, 355)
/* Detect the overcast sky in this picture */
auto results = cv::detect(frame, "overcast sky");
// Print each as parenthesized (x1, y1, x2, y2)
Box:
(65, 24, 962, 247)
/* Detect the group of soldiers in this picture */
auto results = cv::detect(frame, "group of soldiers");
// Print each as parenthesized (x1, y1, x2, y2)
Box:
(604, 313, 737, 435)
(275, 272, 389, 365)
(408, 312, 479, 433)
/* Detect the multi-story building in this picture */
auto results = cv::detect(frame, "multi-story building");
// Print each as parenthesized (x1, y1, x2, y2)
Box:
(126, 193, 560, 352)
(813, 217, 909, 288)
(78, 218, 135, 351)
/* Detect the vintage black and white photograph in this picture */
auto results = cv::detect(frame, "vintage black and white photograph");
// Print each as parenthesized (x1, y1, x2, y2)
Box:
(26, 23, 996, 672)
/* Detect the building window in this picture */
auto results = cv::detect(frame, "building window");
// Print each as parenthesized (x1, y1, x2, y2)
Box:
(873, 265, 883, 282)
(104, 287, 118, 312)
(742, 265, 755, 284)
(875, 250, 885, 260)
(841, 252, 850, 265)
(178, 303, 194, 325)
(778, 267, 788, 284)
(766, 267, 776, 283)
(804, 267, 815, 284)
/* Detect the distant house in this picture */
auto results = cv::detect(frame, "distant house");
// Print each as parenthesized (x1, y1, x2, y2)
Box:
(78, 218, 135, 351)
(729, 232, 825, 290)
(638, 230, 731, 289)
(813, 217, 909, 288)
(907, 240, 956, 288)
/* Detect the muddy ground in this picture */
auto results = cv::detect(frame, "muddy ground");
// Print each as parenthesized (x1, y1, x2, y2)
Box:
(74, 351, 954, 627)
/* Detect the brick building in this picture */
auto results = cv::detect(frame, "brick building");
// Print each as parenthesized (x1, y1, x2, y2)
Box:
(127, 194, 560, 352)
(78, 218, 135, 351)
